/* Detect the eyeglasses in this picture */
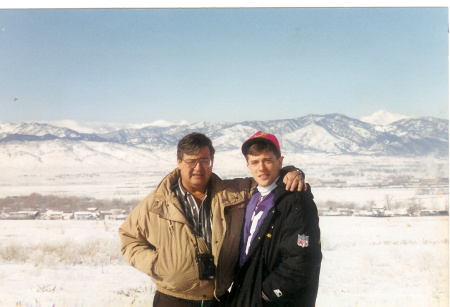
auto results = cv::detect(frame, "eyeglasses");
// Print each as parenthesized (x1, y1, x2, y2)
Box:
(183, 158, 213, 168)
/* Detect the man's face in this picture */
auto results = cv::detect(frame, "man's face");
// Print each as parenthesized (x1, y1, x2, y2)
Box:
(177, 146, 213, 193)
(246, 150, 283, 187)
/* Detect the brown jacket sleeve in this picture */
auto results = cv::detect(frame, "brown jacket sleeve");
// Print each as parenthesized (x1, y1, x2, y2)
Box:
(119, 199, 158, 276)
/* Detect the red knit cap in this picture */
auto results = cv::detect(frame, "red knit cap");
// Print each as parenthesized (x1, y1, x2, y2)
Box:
(241, 131, 281, 156)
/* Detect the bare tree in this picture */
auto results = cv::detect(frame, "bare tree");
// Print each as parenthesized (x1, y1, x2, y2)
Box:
(384, 194, 393, 210)
(407, 197, 423, 215)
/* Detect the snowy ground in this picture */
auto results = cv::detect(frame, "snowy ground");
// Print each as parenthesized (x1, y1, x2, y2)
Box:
(0, 152, 448, 306)
(0, 217, 448, 307)
(1, 152, 448, 210)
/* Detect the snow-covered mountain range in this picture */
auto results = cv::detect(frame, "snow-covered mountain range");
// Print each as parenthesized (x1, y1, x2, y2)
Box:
(0, 113, 448, 159)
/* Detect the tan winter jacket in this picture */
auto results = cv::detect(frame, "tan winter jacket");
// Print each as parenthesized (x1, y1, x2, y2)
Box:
(119, 168, 255, 301)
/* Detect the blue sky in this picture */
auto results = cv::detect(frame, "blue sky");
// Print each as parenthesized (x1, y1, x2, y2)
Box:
(0, 7, 448, 125)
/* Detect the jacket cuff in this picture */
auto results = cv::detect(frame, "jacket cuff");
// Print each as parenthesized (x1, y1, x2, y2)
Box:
(279, 165, 303, 178)
(261, 281, 284, 302)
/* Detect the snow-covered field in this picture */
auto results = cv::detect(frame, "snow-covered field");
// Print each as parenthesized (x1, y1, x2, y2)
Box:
(1, 151, 448, 210)
(0, 216, 448, 307)
(0, 151, 448, 306)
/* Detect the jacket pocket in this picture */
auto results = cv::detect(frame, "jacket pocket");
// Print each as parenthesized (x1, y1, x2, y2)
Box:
(224, 201, 246, 213)
(155, 222, 200, 292)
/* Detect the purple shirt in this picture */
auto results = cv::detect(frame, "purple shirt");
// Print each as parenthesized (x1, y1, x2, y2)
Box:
(239, 191, 275, 267)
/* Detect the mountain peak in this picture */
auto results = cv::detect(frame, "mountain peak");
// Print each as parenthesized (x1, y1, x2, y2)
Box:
(360, 110, 410, 126)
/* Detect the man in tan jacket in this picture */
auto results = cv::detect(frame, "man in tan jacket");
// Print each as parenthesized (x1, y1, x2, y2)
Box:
(119, 132, 304, 307)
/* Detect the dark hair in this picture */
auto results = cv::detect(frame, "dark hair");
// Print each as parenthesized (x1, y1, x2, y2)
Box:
(177, 132, 215, 160)
(246, 142, 281, 160)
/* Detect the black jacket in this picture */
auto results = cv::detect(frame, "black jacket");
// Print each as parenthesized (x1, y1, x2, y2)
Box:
(226, 181, 322, 307)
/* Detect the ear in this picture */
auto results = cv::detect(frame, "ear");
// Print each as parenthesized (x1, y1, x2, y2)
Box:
(279, 156, 284, 167)
(177, 159, 182, 169)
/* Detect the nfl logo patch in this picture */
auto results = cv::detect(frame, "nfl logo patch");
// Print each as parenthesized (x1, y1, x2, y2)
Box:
(297, 234, 309, 248)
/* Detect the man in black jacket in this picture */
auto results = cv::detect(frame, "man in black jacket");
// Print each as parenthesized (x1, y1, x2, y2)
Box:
(227, 131, 322, 307)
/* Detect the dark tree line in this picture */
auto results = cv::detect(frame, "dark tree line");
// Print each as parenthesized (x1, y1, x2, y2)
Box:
(0, 193, 138, 213)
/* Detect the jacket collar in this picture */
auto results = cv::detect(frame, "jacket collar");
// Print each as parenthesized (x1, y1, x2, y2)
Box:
(149, 168, 245, 222)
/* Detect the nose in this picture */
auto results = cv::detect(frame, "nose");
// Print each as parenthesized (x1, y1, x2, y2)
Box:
(193, 161, 203, 171)
(257, 161, 266, 171)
